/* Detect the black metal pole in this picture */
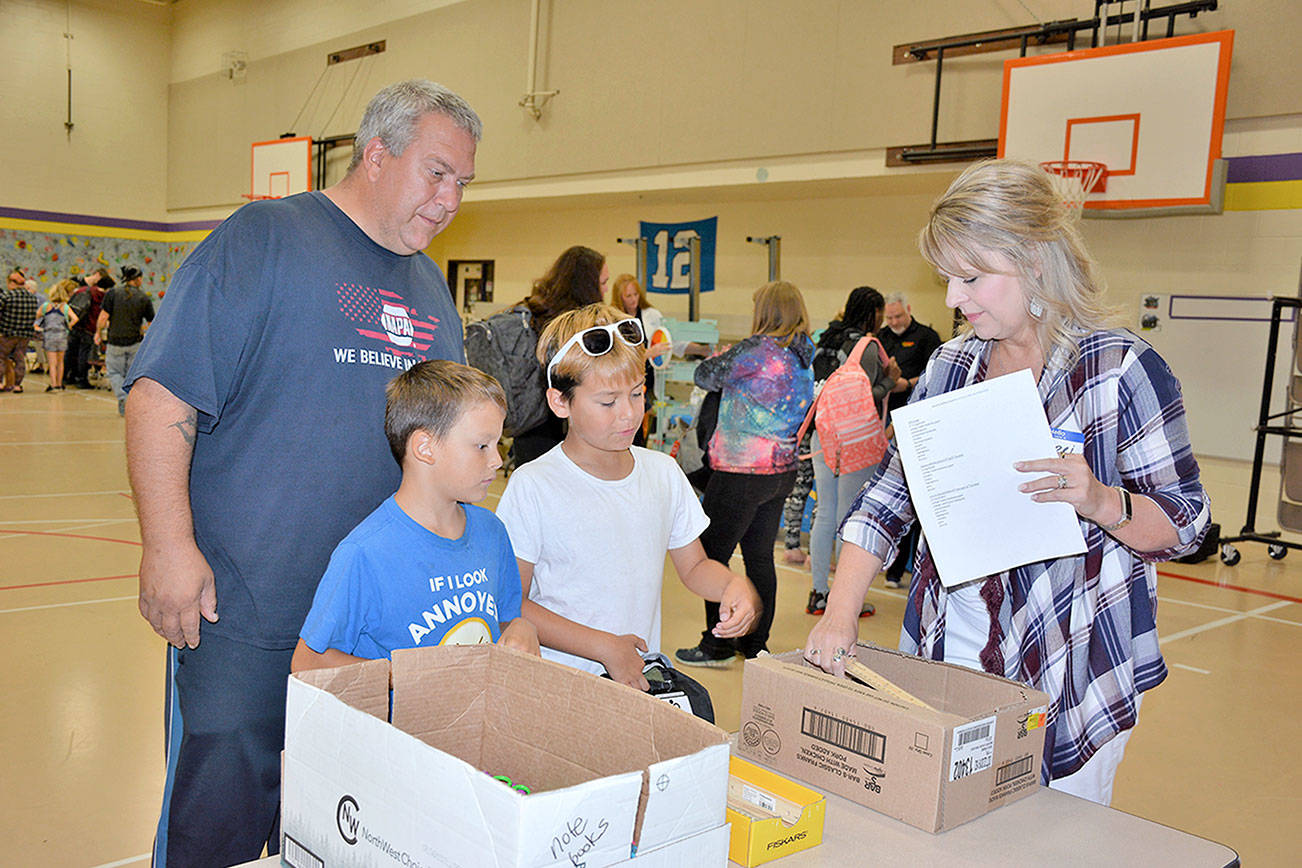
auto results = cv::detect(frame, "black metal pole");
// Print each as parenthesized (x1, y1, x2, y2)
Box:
(929, 47, 944, 151)
(688, 236, 701, 322)
(1240, 297, 1288, 532)
(65, 69, 74, 134)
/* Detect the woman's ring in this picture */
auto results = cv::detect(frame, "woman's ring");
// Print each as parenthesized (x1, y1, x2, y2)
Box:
(808, 648, 820, 656)
(1056, 474, 1069, 490)
(832, 647, 847, 662)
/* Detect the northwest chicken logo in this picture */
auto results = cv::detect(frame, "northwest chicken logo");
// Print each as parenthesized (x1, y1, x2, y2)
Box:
(336, 282, 440, 354)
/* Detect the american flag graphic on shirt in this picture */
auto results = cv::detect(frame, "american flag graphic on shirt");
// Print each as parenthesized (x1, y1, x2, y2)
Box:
(336, 282, 441, 354)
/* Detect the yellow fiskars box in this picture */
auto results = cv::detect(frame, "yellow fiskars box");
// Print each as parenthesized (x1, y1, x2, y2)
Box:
(726, 756, 826, 866)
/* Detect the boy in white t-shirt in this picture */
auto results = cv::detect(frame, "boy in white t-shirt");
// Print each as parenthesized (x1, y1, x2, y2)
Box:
(495, 303, 761, 691)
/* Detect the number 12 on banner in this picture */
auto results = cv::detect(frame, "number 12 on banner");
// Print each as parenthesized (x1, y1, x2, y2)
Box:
(639, 217, 717, 295)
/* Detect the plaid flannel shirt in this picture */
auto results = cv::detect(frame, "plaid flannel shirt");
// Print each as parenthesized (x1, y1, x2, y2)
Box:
(0, 288, 40, 338)
(841, 328, 1210, 781)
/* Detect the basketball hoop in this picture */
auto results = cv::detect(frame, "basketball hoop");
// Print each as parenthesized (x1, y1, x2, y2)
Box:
(1040, 160, 1107, 212)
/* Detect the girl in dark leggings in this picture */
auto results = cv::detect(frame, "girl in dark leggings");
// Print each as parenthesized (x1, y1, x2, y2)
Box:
(675, 281, 815, 665)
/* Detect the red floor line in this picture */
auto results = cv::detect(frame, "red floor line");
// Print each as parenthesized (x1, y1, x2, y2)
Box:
(1156, 568, 1302, 605)
(2, 573, 138, 591)
(0, 528, 141, 546)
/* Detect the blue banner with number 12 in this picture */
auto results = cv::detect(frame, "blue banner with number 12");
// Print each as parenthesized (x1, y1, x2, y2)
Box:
(639, 217, 716, 295)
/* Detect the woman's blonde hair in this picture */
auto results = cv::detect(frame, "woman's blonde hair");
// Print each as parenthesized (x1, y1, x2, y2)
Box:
(537, 303, 645, 398)
(750, 280, 810, 347)
(918, 159, 1118, 365)
(610, 273, 649, 314)
(48, 278, 78, 304)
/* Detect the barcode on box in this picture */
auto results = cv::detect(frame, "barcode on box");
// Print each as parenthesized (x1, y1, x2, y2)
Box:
(282, 835, 323, 868)
(995, 754, 1034, 786)
(801, 708, 886, 762)
(957, 722, 992, 747)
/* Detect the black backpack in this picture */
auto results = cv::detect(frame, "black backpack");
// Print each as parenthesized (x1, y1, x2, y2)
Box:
(464, 306, 549, 437)
(68, 287, 92, 321)
(811, 323, 864, 384)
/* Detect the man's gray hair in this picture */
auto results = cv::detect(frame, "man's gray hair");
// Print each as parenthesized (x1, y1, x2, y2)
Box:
(348, 79, 482, 172)
(884, 292, 909, 307)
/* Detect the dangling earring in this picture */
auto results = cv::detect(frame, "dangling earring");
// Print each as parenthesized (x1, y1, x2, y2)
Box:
(1028, 298, 1044, 318)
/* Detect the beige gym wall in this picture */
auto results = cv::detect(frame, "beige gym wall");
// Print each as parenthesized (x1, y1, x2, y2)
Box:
(4, 1, 1301, 349)
(165, 0, 1302, 342)
(1, 0, 170, 220)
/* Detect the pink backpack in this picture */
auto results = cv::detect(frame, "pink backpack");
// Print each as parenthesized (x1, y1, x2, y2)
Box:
(795, 336, 889, 474)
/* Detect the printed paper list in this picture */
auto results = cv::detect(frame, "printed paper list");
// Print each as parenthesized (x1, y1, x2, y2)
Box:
(891, 370, 1086, 587)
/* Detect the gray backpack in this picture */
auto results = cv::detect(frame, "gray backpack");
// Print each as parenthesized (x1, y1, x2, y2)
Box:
(464, 306, 549, 437)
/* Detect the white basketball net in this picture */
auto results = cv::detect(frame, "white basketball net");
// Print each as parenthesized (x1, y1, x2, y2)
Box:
(1040, 161, 1107, 212)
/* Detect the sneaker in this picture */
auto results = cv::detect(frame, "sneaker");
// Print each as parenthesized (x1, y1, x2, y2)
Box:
(883, 577, 903, 589)
(860, 602, 876, 618)
(806, 590, 827, 615)
(674, 644, 736, 668)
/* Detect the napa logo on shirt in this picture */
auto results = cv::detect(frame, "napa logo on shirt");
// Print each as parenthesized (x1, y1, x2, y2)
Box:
(335, 281, 441, 354)
(406, 567, 500, 646)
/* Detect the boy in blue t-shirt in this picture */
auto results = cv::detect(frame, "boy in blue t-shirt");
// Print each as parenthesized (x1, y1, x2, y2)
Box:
(293, 361, 537, 671)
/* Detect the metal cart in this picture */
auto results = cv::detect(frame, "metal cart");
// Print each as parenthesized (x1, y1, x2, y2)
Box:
(1218, 295, 1302, 565)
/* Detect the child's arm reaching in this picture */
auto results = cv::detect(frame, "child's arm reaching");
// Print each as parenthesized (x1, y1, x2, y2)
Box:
(517, 558, 651, 691)
(290, 638, 369, 673)
(497, 617, 540, 656)
(669, 540, 762, 639)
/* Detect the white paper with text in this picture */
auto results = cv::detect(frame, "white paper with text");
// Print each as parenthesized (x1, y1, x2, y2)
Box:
(891, 369, 1086, 587)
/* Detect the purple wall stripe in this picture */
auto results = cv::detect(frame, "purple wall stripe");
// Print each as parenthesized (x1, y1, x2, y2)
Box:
(0, 205, 223, 233)
(1224, 153, 1302, 185)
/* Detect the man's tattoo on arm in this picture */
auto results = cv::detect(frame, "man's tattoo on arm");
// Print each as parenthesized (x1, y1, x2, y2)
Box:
(168, 409, 198, 447)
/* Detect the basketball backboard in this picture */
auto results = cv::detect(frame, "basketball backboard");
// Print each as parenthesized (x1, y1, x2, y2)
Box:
(999, 30, 1233, 215)
(249, 136, 312, 200)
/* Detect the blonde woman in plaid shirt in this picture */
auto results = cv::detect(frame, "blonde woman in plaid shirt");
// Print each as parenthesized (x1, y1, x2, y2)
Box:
(805, 160, 1211, 806)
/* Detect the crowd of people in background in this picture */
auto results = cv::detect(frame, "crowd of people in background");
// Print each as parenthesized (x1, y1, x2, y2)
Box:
(0, 263, 153, 402)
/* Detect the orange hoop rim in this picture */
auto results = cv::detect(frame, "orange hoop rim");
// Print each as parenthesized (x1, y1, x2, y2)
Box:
(1040, 159, 1108, 178)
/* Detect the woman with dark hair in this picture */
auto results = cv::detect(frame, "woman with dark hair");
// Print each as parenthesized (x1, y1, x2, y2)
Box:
(511, 246, 608, 465)
(803, 286, 899, 616)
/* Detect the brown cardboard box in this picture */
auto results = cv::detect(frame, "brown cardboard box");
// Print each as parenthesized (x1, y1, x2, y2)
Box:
(735, 644, 1050, 833)
(282, 645, 731, 867)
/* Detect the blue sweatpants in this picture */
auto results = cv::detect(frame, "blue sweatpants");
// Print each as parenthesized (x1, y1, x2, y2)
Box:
(154, 633, 295, 867)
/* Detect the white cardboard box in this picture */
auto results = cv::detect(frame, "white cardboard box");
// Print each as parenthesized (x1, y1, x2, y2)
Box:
(281, 645, 731, 868)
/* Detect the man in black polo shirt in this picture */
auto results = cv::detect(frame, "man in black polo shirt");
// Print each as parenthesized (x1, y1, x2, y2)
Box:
(877, 291, 942, 587)
(96, 265, 155, 415)
(878, 291, 942, 413)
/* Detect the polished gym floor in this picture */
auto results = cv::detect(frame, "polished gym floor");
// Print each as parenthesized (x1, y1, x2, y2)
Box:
(3, 374, 1299, 866)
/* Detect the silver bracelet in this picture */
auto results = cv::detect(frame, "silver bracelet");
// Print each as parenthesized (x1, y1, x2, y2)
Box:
(1098, 486, 1132, 531)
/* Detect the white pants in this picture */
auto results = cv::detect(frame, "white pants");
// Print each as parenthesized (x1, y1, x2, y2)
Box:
(943, 587, 1139, 806)
(1045, 699, 1139, 807)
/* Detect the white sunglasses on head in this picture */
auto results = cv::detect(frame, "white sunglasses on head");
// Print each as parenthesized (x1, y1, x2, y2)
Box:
(545, 318, 645, 389)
